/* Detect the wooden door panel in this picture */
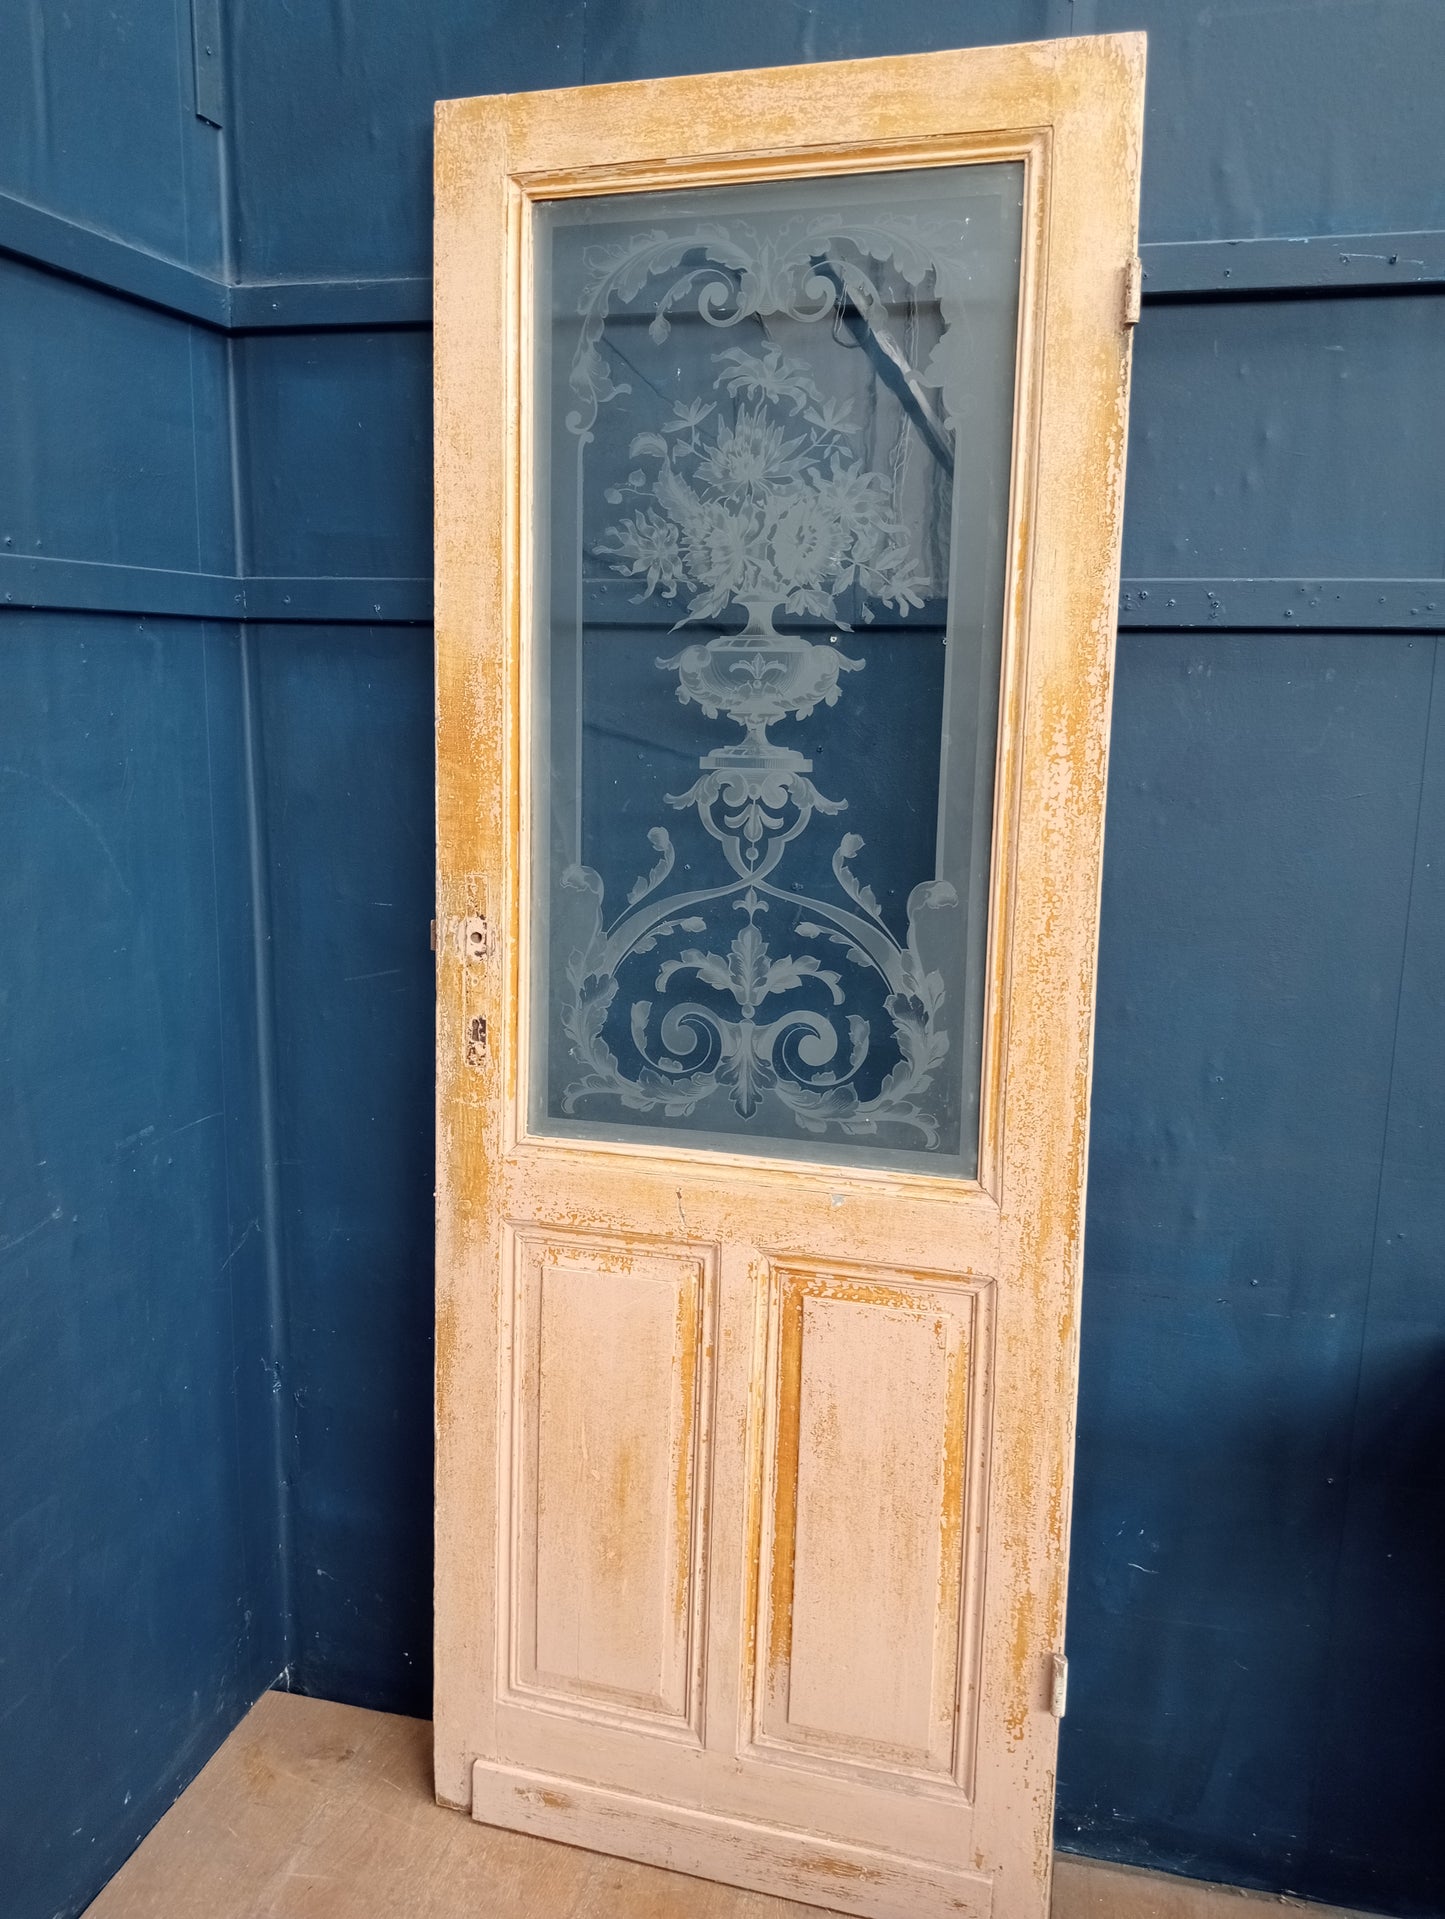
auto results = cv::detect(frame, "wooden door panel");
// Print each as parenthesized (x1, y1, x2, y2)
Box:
(752, 1266, 990, 1786)
(503, 1229, 713, 1736)
(435, 36, 1144, 1919)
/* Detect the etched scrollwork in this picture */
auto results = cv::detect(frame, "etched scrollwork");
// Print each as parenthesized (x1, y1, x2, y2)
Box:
(555, 205, 965, 1150)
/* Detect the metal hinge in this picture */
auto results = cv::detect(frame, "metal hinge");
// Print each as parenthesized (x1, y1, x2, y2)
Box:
(1049, 1651, 1069, 1719)
(1123, 256, 1143, 327)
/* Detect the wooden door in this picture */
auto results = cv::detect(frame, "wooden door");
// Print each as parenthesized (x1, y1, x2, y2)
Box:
(434, 37, 1143, 1919)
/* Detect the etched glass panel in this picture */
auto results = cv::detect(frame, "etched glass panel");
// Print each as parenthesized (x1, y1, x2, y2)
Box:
(528, 164, 1024, 1176)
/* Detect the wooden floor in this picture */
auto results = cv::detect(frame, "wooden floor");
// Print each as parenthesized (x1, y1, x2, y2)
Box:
(84, 1692, 1374, 1919)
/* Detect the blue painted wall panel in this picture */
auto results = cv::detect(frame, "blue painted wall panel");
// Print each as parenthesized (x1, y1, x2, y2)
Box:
(0, 257, 235, 576)
(225, 0, 586, 280)
(0, 9, 267, 1908)
(1124, 297, 1445, 581)
(1057, 633, 1445, 1914)
(238, 332, 432, 581)
(0, 615, 282, 1919)
(0, 0, 224, 272)
(577, 0, 1052, 83)
(253, 624, 435, 1714)
(1096, 0, 1445, 244)
(223, 0, 1445, 287)
(1304, 654, 1445, 1916)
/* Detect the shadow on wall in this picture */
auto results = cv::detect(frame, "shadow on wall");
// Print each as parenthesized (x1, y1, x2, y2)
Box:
(1311, 1338, 1445, 1911)
(1061, 1319, 1445, 1917)
(1058, 629, 1445, 1919)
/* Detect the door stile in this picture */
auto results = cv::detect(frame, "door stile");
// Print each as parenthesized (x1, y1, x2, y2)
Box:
(434, 97, 510, 1810)
(965, 55, 1143, 1902)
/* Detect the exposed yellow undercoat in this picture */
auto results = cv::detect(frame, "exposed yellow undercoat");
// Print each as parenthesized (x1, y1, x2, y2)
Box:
(434, 34, 1144, 1919)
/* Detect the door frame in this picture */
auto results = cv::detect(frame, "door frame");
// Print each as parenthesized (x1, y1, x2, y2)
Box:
(434, 34, 1144, 1913)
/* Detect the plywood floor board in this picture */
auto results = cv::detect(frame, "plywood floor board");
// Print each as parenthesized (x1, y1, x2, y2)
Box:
(83, 1691, 805, 1919)
(83, 1692, 1379, 1919)
(1052, 1856, 1379, 1919)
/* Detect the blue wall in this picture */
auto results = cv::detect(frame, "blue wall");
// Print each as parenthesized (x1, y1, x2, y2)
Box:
(0, 8, 284, 1916)
(251, 622, 436, 1709)
(2, 3, 1443, 1917)
(0, 615, 285, 1919)
(1071, 632, 1445, 1910)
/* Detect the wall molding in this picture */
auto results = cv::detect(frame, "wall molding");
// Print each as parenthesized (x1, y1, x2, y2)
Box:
(0, 191, 233, 325)
(0, 191, 429, 331)
(4, 553, 1443, 634)
(228, 277, 431, 330)
(1118, 579, 1445, 631)
(4, 189, 1443, 333)
(4, 189, 1441, 636)
(0, 555, 431, 626)
(1141, 229, 1445, 299)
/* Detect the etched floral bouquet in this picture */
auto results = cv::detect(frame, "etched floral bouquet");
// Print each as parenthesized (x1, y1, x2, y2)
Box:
(555, 283, 960, 1151)
(595, 343, 928, 755)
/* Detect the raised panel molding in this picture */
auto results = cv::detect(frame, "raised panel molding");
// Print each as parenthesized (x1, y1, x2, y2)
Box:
(749, 1262, 994, 1793)
(501, 1227, 716, 1740)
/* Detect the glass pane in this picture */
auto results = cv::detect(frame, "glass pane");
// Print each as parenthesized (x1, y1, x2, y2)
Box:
(528, 163, 1023, 1177)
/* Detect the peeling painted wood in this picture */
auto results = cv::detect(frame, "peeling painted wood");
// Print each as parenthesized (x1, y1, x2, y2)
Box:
(435, 34, 1143, 1919)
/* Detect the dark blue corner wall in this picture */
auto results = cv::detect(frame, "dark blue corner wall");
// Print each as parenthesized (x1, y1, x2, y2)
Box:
(2, 4, 1443, 1918)
(0, 9, 286, 1919)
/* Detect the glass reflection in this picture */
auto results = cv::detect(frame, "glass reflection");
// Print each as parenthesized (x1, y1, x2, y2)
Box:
(530, 164, 1023, 1176)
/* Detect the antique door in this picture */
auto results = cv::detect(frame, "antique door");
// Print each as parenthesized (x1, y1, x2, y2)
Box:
(434, 37, 1143, 1919)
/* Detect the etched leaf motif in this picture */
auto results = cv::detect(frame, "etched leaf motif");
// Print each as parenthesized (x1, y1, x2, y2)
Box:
(656, 948, 731, 996)
(762, 954, 844, 1005)
(627, 827, 676, 906)
(664, 400, 715, 437)
(847, 1015, 870, 1072)
(728, 923, 769, 1007)
(833, 835, 885, 924)
(714, 343, 822, 413)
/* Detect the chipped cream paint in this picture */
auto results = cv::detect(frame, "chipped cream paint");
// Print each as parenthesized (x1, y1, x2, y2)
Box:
(501, 1229, 715, 1738)
(435, 34, 1143, 1919)
(750, 1268, 990, 1787)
